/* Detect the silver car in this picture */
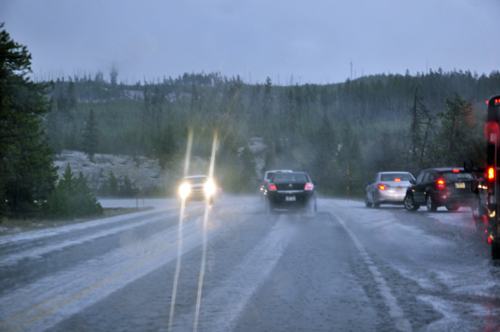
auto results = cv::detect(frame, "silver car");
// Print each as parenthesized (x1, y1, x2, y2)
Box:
(365, 172, 415, 208)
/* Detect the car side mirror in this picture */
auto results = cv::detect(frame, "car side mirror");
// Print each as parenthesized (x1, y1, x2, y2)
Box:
(409, 179, 416, 185)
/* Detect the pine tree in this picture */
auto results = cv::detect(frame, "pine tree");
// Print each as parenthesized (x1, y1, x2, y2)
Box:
(0, 24, 57, 216)
(82, 109, 99, 161)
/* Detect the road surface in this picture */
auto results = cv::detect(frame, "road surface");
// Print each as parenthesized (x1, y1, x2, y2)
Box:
(0, 196, 497, 331)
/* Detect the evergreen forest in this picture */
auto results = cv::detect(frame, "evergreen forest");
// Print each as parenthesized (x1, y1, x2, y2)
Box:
(2, 22, 500, 220)
(45, 68, 500, 197)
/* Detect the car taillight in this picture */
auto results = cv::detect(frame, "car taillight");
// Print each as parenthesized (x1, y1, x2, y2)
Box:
(394, 178, 401, 182)
(453, 169, 459, 173)
(437, 179, 445, 190)
(378, 184, 389, 190)
(268, 184, 277, 191)
(304, 183, 314, 190)
(488, 167, 495, 180)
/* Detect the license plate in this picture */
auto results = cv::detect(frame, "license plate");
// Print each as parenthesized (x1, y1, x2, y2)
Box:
(286, 196, 296, 201)
(455, 182, 465, 189)
(395, 187, 403, 191)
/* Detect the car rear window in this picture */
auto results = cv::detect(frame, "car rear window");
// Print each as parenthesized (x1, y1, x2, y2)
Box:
(380, 173, 413, 181)
(265, 172, 275, 180)
(273, 173, 308, 183)
(442, 172, 474, 181)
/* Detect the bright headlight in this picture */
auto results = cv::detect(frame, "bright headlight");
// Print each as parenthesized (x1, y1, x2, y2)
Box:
(179, 183, 191, 199)
(204, 179, 216, 197)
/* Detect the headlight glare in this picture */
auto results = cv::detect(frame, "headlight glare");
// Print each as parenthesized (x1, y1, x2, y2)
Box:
(204, 179, 216, 197)
(179, 183, 191, 199)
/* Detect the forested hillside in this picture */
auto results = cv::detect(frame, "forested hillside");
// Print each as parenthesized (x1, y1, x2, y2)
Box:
(44, 70, 500, 196)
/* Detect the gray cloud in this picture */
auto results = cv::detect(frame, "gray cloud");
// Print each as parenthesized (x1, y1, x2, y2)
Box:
(1, 0, 498, 84)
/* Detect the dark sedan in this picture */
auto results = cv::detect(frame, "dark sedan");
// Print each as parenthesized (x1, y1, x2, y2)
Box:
(265, 171, 317, 213)
(404, 167, 476, 212)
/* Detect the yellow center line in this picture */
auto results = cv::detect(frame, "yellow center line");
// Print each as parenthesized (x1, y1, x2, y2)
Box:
(5, 230, 201, 332)
(0, 297, 59, 329)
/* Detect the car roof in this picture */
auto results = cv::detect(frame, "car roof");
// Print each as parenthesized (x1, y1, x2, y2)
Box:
(265, 169, 292, 173)
(422, 167, 467, 172)
(378, 171, 412, 174)
(271, 171, 310, 177)
(184, 175, 207, 179)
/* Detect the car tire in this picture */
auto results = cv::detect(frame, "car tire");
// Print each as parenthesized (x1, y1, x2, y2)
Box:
(265, 199, 274, 214)
(365, 195, 372, 208)
(404, 194, 419, 211)
(426, 195, 438, 212)
(492, 240, 500, 260)
(445, 204, 459, 212)
(309, 197, 317, 214)
(374, 202, 380, 209)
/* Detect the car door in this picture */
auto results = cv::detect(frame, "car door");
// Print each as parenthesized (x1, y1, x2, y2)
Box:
(412, 171, 427, 204)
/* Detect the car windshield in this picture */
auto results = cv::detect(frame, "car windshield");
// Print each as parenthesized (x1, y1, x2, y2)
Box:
(272, 173, 308, 183)
(442, 172, 474, 181)
(380, 173, 414, 181)
(184, 176, 207, 184)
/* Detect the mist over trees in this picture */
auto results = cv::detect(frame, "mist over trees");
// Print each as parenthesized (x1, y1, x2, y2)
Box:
(3, 21, 496, 221)
(42, 68, 499, 196)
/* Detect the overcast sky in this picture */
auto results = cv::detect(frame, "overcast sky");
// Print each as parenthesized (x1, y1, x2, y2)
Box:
(1, 0, 499, 85)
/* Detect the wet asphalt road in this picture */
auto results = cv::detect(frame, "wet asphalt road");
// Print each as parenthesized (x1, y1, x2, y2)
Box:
(0, 196, 498, 332)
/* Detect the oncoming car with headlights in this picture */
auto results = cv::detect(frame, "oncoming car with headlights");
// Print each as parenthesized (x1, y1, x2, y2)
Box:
(178, 175, 217, 203)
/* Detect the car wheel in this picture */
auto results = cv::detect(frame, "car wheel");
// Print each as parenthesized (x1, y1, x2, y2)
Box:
(309, 197, 317, 214)
(404, 194, 419, 211)
(426, 195, 437, 212)
(445, 204, 459, 212)
(492, 240, 500, 260)
(365, 195, 372, 208)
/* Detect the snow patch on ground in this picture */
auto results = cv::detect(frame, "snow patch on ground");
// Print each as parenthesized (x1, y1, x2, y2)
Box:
(54, 150, 164, 191)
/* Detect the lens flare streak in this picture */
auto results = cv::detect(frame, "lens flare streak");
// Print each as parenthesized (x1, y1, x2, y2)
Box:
(168, 130, 193, 332)
(193, 132, 218, 332)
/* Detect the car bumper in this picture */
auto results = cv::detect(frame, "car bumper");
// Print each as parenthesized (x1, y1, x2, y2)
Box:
(268, 191, 314, 208)
(432, 192, 476, 206)
(376, 190, 406, 203)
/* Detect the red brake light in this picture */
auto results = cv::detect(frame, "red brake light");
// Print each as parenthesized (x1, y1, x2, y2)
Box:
(488, 167, 495, 180)
(394, 178, 401, 182)
(437, 179, 445, 190)
(378, 184, 386, 190)
(304, 183, 314, 190)
(268, 184, 277, 191)
(453, 169, 459, 173)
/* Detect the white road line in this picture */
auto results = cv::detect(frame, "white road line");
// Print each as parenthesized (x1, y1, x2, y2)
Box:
(0, 219, 210, 332)
(331, 212, 412, 332)
(0, 214, 171, 267)
(178, 214, 296, 331)
(0, 208, 171, 246)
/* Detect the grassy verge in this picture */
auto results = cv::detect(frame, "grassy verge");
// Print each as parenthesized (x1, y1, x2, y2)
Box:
(0, 207, 154, 236)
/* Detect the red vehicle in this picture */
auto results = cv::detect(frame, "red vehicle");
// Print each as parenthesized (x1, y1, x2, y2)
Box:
(482, 94, 500, 259)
